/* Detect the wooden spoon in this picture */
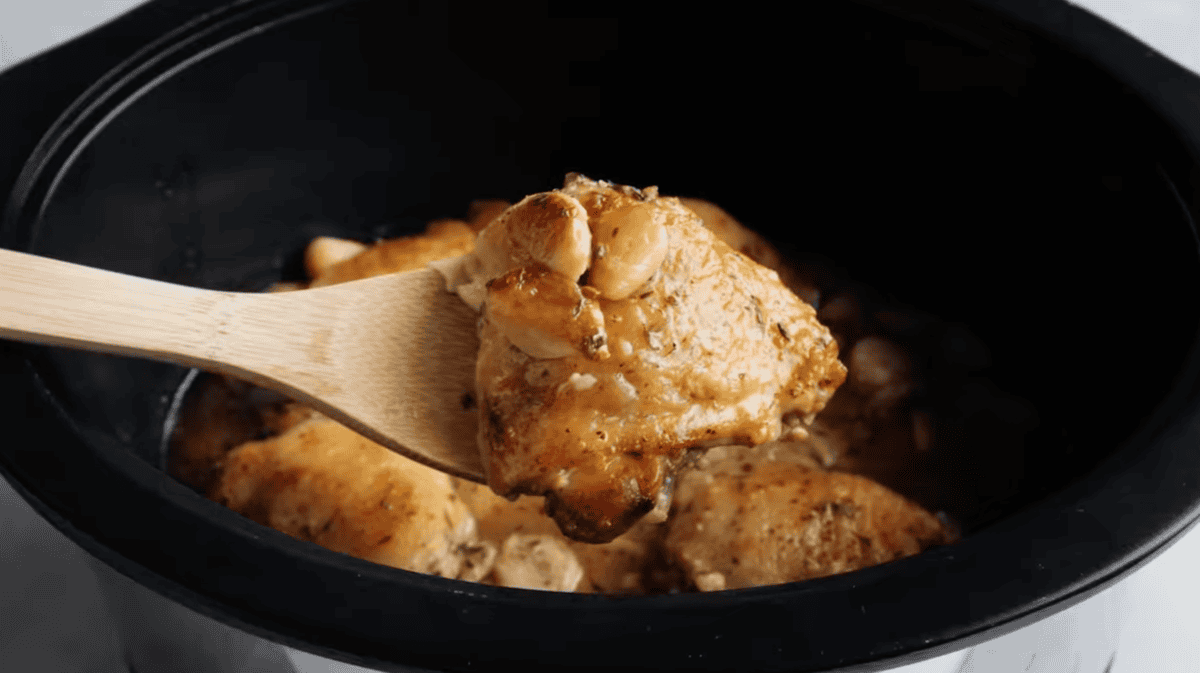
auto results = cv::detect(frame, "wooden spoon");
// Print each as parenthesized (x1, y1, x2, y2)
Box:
(0, 247, 485, 481)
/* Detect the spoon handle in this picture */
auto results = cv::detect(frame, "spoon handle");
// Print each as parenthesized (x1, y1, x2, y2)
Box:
(0, 247, 487, 480)
(0, 247, 251, 368)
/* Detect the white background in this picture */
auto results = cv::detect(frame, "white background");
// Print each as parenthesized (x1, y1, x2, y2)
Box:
(3, 2, 1200, 672)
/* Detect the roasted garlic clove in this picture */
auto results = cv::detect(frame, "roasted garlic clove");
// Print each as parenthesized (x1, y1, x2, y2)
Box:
(473, 191, 592, 284)
(492, 534, 585, 592)
(484, 264, 609, 360)
(304, 236, 368, 280)
(588, 202, 669, 300)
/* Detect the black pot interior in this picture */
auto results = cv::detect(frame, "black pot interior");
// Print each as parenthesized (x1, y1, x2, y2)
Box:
(2, 0, 1200, 671)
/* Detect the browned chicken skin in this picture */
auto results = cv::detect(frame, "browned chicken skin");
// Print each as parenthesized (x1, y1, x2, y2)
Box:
(215, 416, 495, 580)
(665, 444, 952, 590)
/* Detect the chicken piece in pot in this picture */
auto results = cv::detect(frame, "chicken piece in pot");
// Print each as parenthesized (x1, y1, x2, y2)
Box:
(214, 416, 495, 581)
(666, 445, 953, 591)
(309, 219, 475, 288)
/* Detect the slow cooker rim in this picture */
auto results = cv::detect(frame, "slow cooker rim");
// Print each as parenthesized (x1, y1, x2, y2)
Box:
(3, 0, 1200, 671)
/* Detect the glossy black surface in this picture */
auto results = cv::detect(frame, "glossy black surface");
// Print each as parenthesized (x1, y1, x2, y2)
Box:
(2, 0, 1200, 671)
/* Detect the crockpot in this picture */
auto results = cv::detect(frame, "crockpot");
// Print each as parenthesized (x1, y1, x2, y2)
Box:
(2, 0, 1199, 671)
